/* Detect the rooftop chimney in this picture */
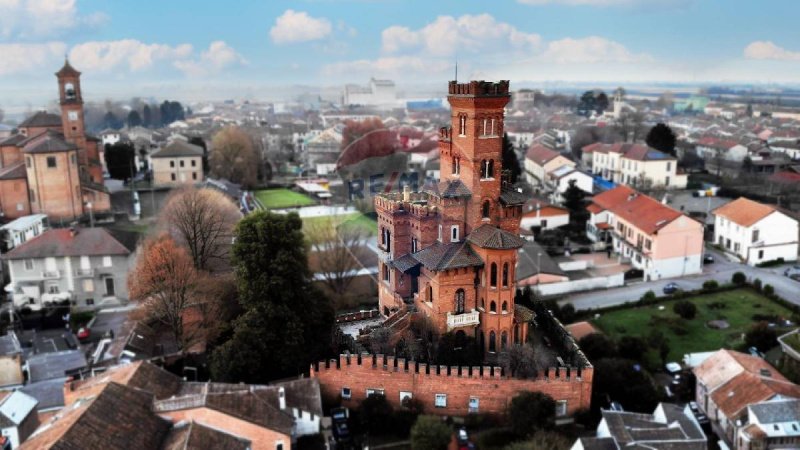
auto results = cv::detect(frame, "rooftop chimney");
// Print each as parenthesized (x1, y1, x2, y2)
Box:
(278, 386, 286, 410)
(402, 185, 411, 202)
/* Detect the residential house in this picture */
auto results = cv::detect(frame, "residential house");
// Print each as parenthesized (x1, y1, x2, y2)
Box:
(150, 140, 204, 186)
(736, 399, 800, 450)
(304, 125, 343, 175)
(694, 349, 800, 444)
(524, 144, 574, 186)
(571, 403, 706, 450)
(26, 350, 88, 384)
(544, 165, 593, 201)
(695, 137, 749, 170)
(515, 240, 568, 287)
(0, 391, 39, 449)
(591, 143, 687, 189)
(0, 334, 23, 390)
(0, 215, 48, 253)
(519, 198, 570, 236)
(3, 227, 137, 311)
(713, 197, 798, 266)
(586, 185, 704, 280)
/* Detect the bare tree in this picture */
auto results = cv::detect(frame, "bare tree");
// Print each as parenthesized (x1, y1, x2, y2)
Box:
(499, 344, 538, 379)
(159, 187, 241, 272)
(128, 235, 203, 351)
(305, 216, 368, 297)
(369, 327, 393, 354)
(210, 126, 259, 187)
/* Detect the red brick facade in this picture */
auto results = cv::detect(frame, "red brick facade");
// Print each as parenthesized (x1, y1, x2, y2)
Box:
(375, 80, 530, 353)
(312, 354, 593, 417)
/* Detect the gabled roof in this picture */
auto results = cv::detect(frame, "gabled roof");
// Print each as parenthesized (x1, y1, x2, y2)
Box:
(391, 253, 421, 273)
(22, 131, 76, 154)
(23, 382, 171, 450)
(4, 228, 131, 260)
(412, 241, 483, 271)
(18, 111, 62, 129)
(467, 224, 526, 250)
(67, 361, 182, 401)
(526, 144, 563, 166)
(499, 188, 527, 206)
(749, 398, 800, 424)
(161, 420, 251, 450)
(0, 391, 37, 427)
(711, 372, 800, 419)
(0, 134, 26, 147)
(589, 185, 636, 213)
(712, 197, 782, 227)
(516, 240, 565, 279)
(591, 186, 685, 235)
(151, 140, 204, 158)
(27, 350, 88, 383)
(0, 162, 27, 180)
(436, 179, 472, 198)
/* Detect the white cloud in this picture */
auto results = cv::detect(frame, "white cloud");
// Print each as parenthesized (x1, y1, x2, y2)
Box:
(744, 41, 800, 62)
(541, 36, 651, 63)
(270, 9, 332, 44)
(69, 40, 193, 72)
(0, 41, 66, 75)
(174, 41, 247, 76)
(382, 14, 541, 56)
(0, 0, 107, 38)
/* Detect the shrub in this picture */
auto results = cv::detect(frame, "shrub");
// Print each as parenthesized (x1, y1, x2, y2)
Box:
(753, 278, 763, 292)
(764, 284, 775, 296)
(732, 272, 747, 285)
(617, 336, 648, 361)
(702, 280, 719, 291)
(640, 290, 657, 305)
(757, 258, 785, 268)
(558, 304, 576, 324)
(410, 415, 451, 450)
(745, 322, 778, 352)
(508, 391, 556, 437)
(359, 394, 394, 435)
(673, 300, 698, 320)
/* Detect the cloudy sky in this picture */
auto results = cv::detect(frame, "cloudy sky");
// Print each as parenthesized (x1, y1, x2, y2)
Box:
(1, 0, 799, 106)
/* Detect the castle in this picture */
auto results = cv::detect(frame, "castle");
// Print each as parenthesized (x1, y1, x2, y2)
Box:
(0, 60, 110, 222)
(375, 80, 532, 354)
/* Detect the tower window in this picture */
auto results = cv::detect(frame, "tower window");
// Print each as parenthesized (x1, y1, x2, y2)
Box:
(438, 224, 442, 242)
(490, 263, 497, 287)
(450, 225, 459, 242)
(490, 301, 497, 313)
(451, 156, 460, 175)
(502, 263, 509, 287)
(46, 157, 57, 168)
(459, 115, 467, 136)
(502, 301, 508, 312)
(455, 289, 465, 314)
(482, 201, 490, 219)
(483, 118, 496, 136)
(489, 331, 496, 352)
(481, 160, 495, 179)
(501, 331, 508, 350)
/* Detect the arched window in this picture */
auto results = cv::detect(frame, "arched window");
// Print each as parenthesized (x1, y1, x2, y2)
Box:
(501, 331, 508, 350)
(488, 160, 495, 178)
(482, 200, 490, 219)
(459, 115, 467, 136)
(455, 289, 465, 314)
(428, 285, 433, 303)
(502, 301, 508, 313)
(502, 263, 509, 287)
(490, 263, 497, 287)
(490, 301, 497, 313)
(480, 298, 485, 309)
(64, 82, 76, 100)
(489, 331, 496, 353)
(382, 263, 390, 282)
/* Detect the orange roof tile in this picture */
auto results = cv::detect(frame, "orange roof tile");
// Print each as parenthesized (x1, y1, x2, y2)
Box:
(565, 322, 599, 342)
(526, 145, 563, 166)
(589, 186, 685, 235)
(712, 197, 778, 227)
(589, 185, 636, 212)
(711, 372, 800, 418)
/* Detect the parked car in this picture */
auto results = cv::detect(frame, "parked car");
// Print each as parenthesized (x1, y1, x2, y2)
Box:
(663, 282, 680, 295)
(77, 326, 91, 342)
(703, 254, 715, 264)
(331, 407, 351, 442)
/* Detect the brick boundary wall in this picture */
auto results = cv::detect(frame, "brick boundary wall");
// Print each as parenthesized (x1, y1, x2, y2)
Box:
(311, 353, 593, 417)
(335, 309, 380, 323)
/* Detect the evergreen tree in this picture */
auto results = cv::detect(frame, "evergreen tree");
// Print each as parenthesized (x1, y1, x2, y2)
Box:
(577, 91, 596, 117)
(509, 391, 556, 437)
(103, 111, 123, 130)
(104, 142, 136, 180)
(127, 110, 142, 128)
(142, 105, 152, 128)
(502, 133, 521, 183)
(645, 123, 677, 156)
(595, 91, 609, 114)
(210, 212, 334, 383)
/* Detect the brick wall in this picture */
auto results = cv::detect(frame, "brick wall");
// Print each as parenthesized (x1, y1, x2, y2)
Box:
(312, 353, 593, 417)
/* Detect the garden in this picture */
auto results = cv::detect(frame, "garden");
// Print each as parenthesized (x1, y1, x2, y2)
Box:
(254, 188, 315, 209)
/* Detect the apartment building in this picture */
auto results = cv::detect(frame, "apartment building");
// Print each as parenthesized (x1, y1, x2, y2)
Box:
(591, 143, 687, 189)
(150, 139, 204, 185)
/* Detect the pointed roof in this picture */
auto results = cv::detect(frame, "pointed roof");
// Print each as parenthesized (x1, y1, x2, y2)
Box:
(467, 224, 526, 250)
(712, 197, 781, 227)
(22, 131, 76, 154)
(55, 59, 81, 77)
(412, 241, 483, 271)
(18, 111, 62, 129)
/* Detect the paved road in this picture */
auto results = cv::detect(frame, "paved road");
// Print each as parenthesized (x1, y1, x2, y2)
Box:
(559, 246, 800, 311)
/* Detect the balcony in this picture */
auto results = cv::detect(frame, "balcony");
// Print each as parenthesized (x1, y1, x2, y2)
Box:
(41, 270, 61, 279)
(74, 268, 94, 277)
(447, 309, 480, 331)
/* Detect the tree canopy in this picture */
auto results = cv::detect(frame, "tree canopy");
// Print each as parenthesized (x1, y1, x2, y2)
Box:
(210, 126, 259, 187)
(410, 415, 451, 450)
(210, 211, 334, 383)
(508, 391, 556, 437)
(646, 123, 677, 156)
(502, 133, 521, 183)
(104, 142, 136, 180)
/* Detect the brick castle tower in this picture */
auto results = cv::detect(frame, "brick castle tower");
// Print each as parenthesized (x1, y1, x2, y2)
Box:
(375, 80, 532, 356)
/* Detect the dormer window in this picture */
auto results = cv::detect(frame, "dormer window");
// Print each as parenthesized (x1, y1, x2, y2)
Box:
(459, 115, 467, 136)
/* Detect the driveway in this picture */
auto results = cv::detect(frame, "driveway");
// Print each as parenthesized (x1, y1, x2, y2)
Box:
(559, 246, 800, 311)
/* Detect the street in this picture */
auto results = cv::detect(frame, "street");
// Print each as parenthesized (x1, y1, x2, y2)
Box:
(559, 246, 800, 311)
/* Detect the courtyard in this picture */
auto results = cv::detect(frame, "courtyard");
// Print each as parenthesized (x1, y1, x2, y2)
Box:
(591, 288, 796, 363)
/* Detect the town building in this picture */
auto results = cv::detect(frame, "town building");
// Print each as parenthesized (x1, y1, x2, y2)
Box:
(694, 349, 800, 445)
(3, 227, 136, 311)
(544, 165, 593, 201)
(571, 403, 706, 450)
(0, 215, 48, 253)
(712, 197, 799, 266)
(343, 78, 397, 107)
(150, 140, 204, 186)
(0, 391, 39, 448)
(374, 80, 533, 352)
(736, 399, 800, 450)
(524, 144, 575, 187)
(586, 185, 704, 280)
(0, 334, 23, 391)
(590, 143, 687, 189)
(0, 61, 110, 222)
(519, 198, 570, 236)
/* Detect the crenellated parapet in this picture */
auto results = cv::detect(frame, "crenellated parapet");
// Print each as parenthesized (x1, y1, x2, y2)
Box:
(448, 80, 510, 97)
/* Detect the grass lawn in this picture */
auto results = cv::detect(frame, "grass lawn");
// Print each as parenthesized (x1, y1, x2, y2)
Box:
(302, 212, 378, 236)
(109, 222, 151, 235)
(592, 288, 795, 363)
(254, 188, 315, 209)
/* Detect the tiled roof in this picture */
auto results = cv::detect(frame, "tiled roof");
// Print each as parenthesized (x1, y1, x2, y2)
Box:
(437, 179, 472, 198)
(412, 241, 483, 271)
(151, 140, 204, 158)
(525, 144, 562, 165)
(67, 361, 182, 401)
(4, 228, 131, 260)
(467, 224, 526, 250)
(391, 253, 421, 273)
(565, 321, 600, 342)
(27, 350, 87, 383)
(711, 372, 800, 419)
(514, 304, 535, 323)
(161, 421, 251, 450)
(18, 111, 62, 129)
(0, 162, 27, 180)
(593, 186, 686, 235)
(749, 399, 800, 424)
(515, 240, 564, 279)
(589, 185, 636, 212)
(55, 60, 81, 77)
(712, 197, 780, 227)
(499, 188, 527, 206)
(22, 382, 171, 450)
(0, 134, 26, 147)
(22, 131, 77, 154)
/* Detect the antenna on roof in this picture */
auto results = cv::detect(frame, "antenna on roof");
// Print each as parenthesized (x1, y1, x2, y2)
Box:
(454, 59, 458, 83)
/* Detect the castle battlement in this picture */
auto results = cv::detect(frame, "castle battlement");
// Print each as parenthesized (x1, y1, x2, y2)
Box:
(448, 80, 510, 97)
(374, 191, 438, 218)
